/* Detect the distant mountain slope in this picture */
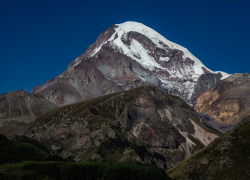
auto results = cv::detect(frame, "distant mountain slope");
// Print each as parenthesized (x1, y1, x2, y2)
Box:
(25, 86, 220, 169)
(167, 115, 250, 180)
(32, 21, 229, 106)
(0, 90, 58, 138)
(195, 73, 250, 125)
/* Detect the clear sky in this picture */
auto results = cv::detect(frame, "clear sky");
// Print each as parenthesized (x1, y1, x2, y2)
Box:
(1, 0, 250, 94)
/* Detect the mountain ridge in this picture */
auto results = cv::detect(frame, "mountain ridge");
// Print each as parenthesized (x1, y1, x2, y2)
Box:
(0, 90, 58, 138)
(24, 86, 220, 169)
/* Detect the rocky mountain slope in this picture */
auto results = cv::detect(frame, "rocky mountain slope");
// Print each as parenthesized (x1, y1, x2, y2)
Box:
(167, 115, 250, 180)
(24, 86, 220, 169)
(0, 90, 58, 138)
(32, 21, 228, 106)
(195, 73, 250, 125)
(192, 73, 223, 101)
(199, 113, 234, 133)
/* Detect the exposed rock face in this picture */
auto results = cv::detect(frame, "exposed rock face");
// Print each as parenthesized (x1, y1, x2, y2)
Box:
(167, 115, 250, 180)
(32, 21, 228, 106)
(0, 90, 58, 138)
(199, 113, 234, 133)
(32, 63, 124, 106)
(195, 73, 250, 124)
(192, 73, 222, 100)
(24, 86, 219, 169)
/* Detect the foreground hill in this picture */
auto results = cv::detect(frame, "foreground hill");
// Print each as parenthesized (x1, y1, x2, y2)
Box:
(0, 133, 170, 180)
(195, 73, 250, 125)
(0, 161, 170, 180)
(0, 90, 58, 138)
(24, 86, 220, 169)
(0, 133, 64, 165)
(167, 115, 250, 180)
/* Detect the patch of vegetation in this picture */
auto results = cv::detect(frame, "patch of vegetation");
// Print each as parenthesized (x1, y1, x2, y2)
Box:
(0, 161, 172, 180)
(167, 116, 250, 180)
(0, 133, 65, 165)
(200, 121, 222, 136)
(98, 138, 131, 161)
(153, 152, 166, 161)
(188, 135, 205, 154)
(0, 132, 173, 179)
(89, 106, 100, 116)
(76, 146, 100, 162)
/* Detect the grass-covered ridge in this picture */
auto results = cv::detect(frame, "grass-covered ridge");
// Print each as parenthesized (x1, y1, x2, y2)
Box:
(166, 115, 250, 180)
(0, 161, 171, 180)
(0, 133, 65, 165)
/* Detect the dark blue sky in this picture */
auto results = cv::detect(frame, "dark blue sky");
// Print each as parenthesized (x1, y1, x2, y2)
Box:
(1, 0, 250, 94)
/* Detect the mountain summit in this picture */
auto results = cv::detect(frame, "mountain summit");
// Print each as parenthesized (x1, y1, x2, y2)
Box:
(32, 21, 229, 106)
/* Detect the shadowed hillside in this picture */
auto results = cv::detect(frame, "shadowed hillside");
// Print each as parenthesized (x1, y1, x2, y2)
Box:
(167, 115, 250, 180)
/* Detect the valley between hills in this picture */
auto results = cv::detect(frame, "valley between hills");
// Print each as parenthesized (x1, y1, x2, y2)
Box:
(1, 21, 250, 180)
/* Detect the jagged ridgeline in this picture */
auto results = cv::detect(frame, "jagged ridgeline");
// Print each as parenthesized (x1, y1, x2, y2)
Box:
(23, 86, 220, 169)
(167, 115, 250, 180)
(0, 133, 171, 180)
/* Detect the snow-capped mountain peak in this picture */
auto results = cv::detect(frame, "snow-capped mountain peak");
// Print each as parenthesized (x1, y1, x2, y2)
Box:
(33, 21, 229, 106)
(89, 21, 211, 77)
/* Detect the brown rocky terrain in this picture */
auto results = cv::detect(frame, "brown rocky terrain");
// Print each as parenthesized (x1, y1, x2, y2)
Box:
(195, 73, 250, 125)
(0, 90, 58, 138)
(23, 86, 220, 169)
(199, 113, 234, 133)
(167, 115, 250, 180)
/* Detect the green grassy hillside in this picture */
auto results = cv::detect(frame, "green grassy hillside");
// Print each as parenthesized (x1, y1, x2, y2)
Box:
(0, 133, 172, 180)
(0, 161, 171, 180)
(0, 133, 64, 165)
(167, 115, 250, 180)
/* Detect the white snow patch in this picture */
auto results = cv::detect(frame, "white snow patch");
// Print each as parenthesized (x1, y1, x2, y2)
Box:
(90, 40, 107, 57)
(159, 57, 170, 62)
(129, 39, 162, 70)
(114, 21, 212, 75)
(71, 57, 82, 68)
